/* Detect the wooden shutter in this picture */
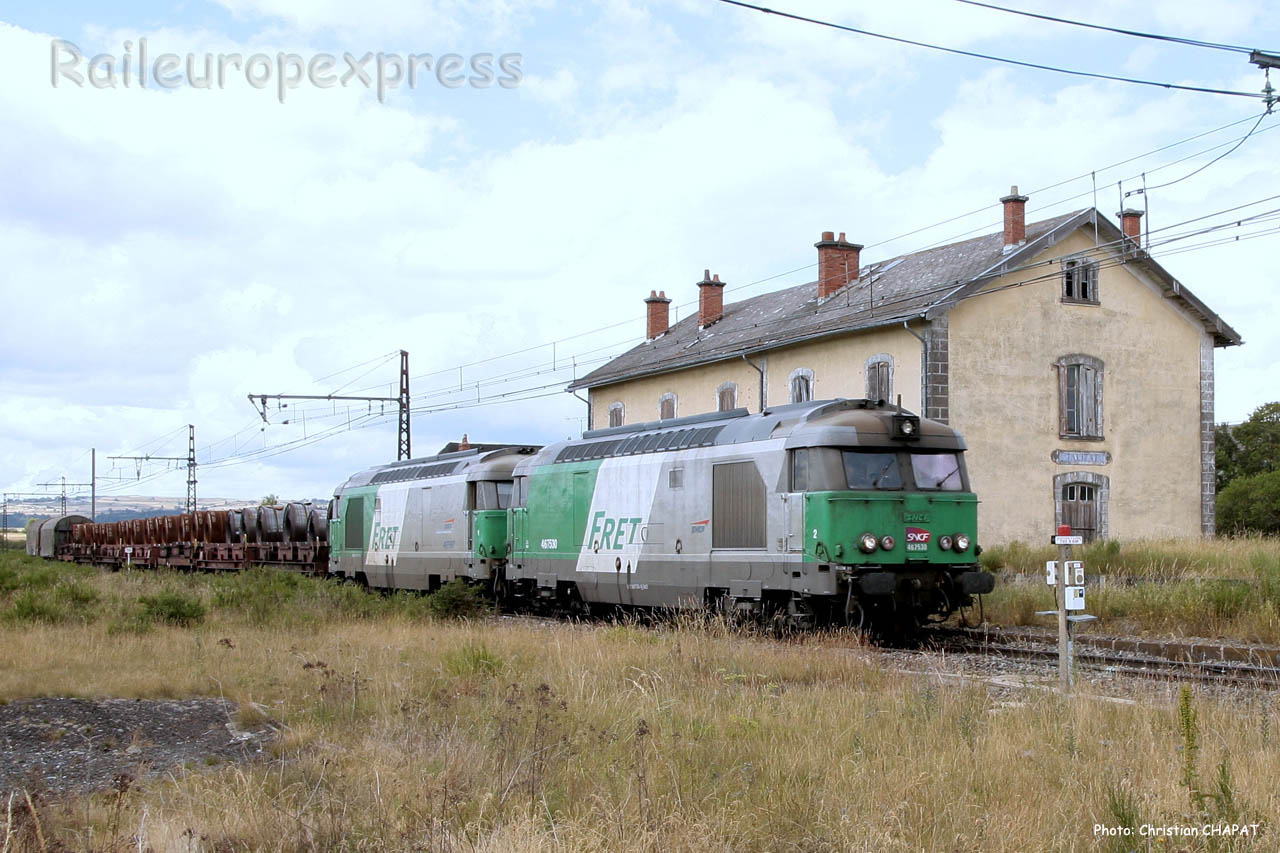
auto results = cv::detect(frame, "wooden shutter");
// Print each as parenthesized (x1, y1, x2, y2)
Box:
(1084, 262, 1099, 302)
(718, 386, 735, 412)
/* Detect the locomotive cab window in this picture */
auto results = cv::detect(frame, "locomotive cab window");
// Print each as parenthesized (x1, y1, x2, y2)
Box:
(475, 480, 515, 510)
(910, 453, 965, 491)
(790, 448, 847, 491)
(843, 451, 902, 490)
(791, 448, 809, 491)
(513, 476, 529, 508)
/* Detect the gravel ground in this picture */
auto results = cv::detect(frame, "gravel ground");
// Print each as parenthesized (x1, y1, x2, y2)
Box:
(0, 697, 274, 796)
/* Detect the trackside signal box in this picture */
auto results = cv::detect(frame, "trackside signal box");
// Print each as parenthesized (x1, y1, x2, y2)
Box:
(1045, 560, 1086, 610)
(1044, 560, 1084, 586)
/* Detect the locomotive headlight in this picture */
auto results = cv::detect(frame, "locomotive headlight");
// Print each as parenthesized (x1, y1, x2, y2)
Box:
(954, 533, 971, 553)
(859, 532, 879, 553)
(879, 535, 895, 551)
(938, 535, 953, 551)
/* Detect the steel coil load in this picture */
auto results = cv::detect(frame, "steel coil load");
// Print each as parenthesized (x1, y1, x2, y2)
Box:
(161, 516, 178, 544)
(227, 509, 245, 543)
(307, 508, 329, 544)
(282, 503, 309, 543)
(207, 510, 230, 544)
(240, 507, 261, 544)
(143, 517, 157, 545)
(258, 506, 284, 543)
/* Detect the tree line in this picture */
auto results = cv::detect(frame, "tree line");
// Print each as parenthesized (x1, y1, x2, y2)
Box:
(1216, 402, 1280, 535)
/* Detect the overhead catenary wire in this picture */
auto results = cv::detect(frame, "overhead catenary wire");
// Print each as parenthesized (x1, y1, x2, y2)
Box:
(43, 111, 1277, 497)
(68, 199, 1279, 501)
(951, 0, 1265, 54)
(714, 0, 1267, 99)
(1127, 112, 1271, 197)
(328, 111, 1274, 407)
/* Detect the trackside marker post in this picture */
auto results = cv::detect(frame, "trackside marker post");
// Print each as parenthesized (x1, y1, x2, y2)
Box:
(1053, 524, 1073, 692)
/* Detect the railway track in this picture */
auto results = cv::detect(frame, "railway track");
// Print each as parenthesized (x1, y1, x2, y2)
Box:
(923, 626, 1280, 688)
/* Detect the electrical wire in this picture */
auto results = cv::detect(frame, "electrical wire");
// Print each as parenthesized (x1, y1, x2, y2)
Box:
(1127, 112, 1270, 196)
(951, 0, 1264, 54)
(331, 112, 1273, 409)
(37, 115, 1279, 497)
(715, 0, 1267, 99)
(59, 208, 1280, 503)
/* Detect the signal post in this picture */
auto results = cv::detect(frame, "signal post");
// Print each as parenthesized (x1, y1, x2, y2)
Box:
(1042, 524, 1089, 693)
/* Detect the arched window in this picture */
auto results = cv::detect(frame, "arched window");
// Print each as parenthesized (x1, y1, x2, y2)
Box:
(659, 393, 677, 420)
(716, 382, 738, 412)
(1056, 354, 1104, 439)
(1054, 471, 1109, 542)
(788, 368, 814, 403)
(865, 354, 893, 401)
(608, 402, 624, 428)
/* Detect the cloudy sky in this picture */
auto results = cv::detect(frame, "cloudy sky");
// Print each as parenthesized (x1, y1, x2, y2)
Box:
(2, 0, 1277, 506)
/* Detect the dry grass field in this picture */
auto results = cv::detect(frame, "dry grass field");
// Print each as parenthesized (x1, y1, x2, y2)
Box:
(1, 551, 1277, 851)
(980, 537, 1280, 644)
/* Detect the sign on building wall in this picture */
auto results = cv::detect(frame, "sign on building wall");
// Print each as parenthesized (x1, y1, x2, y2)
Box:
(1051, 450, 1110, 466)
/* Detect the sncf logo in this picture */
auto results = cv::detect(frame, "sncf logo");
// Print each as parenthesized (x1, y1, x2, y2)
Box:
(905, 527, 931, 544)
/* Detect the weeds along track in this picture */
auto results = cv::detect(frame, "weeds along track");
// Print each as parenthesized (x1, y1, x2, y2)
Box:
(925, 626, 1280, 689)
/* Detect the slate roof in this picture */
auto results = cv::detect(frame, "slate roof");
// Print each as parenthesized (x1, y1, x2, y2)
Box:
(569, 209, 1241, 391)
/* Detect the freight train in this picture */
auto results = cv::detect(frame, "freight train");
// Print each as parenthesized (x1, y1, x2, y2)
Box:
(37, 398, 994, 637)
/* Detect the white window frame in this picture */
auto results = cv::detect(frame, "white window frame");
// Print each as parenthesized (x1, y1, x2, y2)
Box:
(658, 392, 677, 420)
(607, 401, 624, 428)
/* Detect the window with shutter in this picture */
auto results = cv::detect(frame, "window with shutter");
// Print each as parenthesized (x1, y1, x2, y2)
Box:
(716, 383, 737, 412)
(1057, 355, 1103, 439)
(608, 402, 624, 428)
(659, 393, 676, 420)
(865, 354, 893, 401)
(790, 374, 811, 403)
(1062, 257, 1100, 304)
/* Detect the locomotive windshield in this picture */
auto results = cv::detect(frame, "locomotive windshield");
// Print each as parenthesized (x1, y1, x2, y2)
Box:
(910, 452, 964, 490)
(842, 451, 903, 489)
(792, 447, 965, 491)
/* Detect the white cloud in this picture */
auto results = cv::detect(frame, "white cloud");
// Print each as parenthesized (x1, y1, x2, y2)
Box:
(1, 1, 1277, 504)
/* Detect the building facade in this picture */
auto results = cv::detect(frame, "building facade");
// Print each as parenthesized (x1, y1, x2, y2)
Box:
(569, 188, 1241, 544)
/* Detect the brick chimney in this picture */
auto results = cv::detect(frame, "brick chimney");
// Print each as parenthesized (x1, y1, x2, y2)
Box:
(644, 289, 671, 340)
(697, 270, 725, 328)
(1118, 208, 1143, 243)
(459, 433, 470, 450)
(814, 231, 862, 298)
(1000, 185, 1029, 251)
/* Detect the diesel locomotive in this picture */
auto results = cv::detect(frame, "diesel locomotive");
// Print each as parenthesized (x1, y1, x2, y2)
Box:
(329, 398, 994, 635)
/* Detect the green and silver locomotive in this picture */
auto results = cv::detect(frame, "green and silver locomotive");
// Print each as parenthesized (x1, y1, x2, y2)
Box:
(330, 399, 994, 636)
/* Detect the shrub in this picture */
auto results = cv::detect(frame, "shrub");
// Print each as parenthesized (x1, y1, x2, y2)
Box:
(9, 579, 100, 623)
(426, 579, 488, 620)
(1217, 470, 1280, 535)
(213, 567, 386, 624)
(138, 590, 206, 626)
